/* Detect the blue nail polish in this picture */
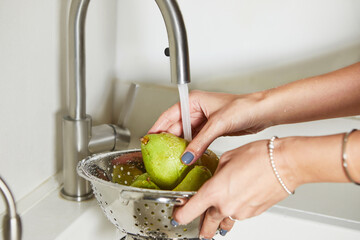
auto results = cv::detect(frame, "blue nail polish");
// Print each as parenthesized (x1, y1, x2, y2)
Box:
(220, 229, 228, 236)
(181, 152, 194, 164)
(170, 219, 179, 227)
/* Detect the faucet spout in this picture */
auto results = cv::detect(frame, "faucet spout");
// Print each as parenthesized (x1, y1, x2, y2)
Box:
(155, 0, 191, 85)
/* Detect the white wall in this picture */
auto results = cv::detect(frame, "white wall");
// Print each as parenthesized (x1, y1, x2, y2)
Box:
(0, 0, 118, 213)
(0, 0, 359, 215)
(115, 0, 360, 92)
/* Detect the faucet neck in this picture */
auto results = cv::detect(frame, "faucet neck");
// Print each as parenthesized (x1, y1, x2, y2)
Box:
(68, 0, 90, 120)
(155, 0, 191, 85)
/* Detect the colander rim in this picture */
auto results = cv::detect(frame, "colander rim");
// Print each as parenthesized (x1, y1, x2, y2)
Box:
(77, 149, 197, 196)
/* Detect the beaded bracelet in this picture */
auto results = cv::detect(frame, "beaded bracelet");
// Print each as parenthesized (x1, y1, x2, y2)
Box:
(268, 136, 294, 195)
(342, 129, 360, 185)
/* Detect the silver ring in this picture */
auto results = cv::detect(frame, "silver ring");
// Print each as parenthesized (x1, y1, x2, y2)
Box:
(229, 216, 239, 222)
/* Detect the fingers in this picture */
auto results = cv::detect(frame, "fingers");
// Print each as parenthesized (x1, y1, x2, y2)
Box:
(148, 102, 182, 134)
(174, 203, 235, 239)
(219, 217, 235, 237)
(172, 187, 211, 225)
(181, 118, 224, 165)
(173, 206, 235, 239)
(172, 192, 228, 239)
(200, 207, 224, 239)
(167, 122, 184, 137)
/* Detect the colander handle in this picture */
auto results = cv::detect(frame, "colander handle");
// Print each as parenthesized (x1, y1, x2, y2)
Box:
(120, 190, 190, 205)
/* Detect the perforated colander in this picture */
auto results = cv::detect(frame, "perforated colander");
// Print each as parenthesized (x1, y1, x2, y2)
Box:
(77, 149, 205, 239)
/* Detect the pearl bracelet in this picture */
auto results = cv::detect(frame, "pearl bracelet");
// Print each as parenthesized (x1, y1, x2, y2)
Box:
(342, 129, 360, 185)
(268, 136, 294, 195)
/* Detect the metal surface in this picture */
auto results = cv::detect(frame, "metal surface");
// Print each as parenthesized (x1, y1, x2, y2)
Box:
(61, 116, 93, 201)
(121, 235, 200, 240)
(68, 0, 89, 120)
(63, 0, 191, 200)
(61, 0, 93, 201)
(155, 0, 191, 85)
(89, 125, 117, 153)
(88, 124, 132, 153)
(112, 125, 132, 151)
(77, 149, 204, 239)
(62, 0, 128, 200)
(0, 176, 22, 240)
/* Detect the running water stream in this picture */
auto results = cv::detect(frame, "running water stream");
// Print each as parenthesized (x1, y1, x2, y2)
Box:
(177, 84, 192, 142)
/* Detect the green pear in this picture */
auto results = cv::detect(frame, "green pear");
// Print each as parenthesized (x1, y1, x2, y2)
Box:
(172, 166, 212, 191)
(130, 173, 160, 189)
(112, 163, 144, 186)
(195, 149, 219, 175)
(133, 172, 151, 182)
(141, 133, 190, 190)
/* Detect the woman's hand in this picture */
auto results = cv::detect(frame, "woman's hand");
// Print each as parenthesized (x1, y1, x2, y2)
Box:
(170, 133, 358, 238)
(148, 90, 271, 164)
(172, 139, 297, 239)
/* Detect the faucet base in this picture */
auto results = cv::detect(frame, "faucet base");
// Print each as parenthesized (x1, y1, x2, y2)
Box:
(60, 188, 93, 202)
(62, 115, 93, 201)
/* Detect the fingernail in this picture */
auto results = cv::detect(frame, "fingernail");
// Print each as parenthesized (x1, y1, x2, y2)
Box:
(170, 219, 179, 227)
(181, 152, 194, 164)
(199, 236, 210, 240)
(220, 229, 228, 236)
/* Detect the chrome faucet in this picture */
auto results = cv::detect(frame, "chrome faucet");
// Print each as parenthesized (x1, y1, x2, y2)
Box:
(61, 0, 191, 201)
(0, 176, 22, 240)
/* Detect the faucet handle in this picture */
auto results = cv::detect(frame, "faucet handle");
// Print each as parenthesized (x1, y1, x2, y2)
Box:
(89, 83, 138, 153)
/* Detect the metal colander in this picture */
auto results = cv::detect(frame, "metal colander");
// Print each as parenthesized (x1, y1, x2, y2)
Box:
(77, 149, 204, 239)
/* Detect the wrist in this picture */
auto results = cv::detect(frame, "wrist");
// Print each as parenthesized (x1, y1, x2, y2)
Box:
(278, 134, 352, 187)
(245, 90, 277, 129)
(268, 137, 295, 194)
(256, 89, 283, 128)
(273, 137, 301, 191)
(344, 130, 360, 184)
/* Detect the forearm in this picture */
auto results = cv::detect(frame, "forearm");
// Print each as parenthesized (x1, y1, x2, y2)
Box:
(277, 131, 360, 189)
(261, 62, 360, 126)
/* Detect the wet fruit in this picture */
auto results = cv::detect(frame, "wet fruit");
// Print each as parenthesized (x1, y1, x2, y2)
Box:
(195, 149, 219, 175)
(130, 173, 160, 189)
(141, 133, 190, 190)
(112, 163, 144, 186)
(172, 166, 212, 191)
